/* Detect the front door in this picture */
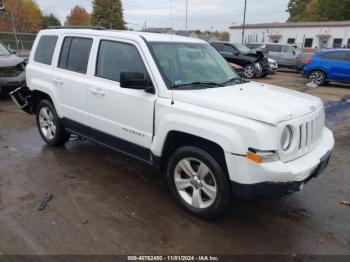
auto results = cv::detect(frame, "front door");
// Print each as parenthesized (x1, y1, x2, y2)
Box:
(88, 38, 157, 162)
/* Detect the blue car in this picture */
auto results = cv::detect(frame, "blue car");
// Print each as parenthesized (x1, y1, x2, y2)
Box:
(303, 49, 350, 86)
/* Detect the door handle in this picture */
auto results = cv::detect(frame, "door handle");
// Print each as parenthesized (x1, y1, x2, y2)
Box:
(53, 78, 64, 85)
(90, 88, 106, 96)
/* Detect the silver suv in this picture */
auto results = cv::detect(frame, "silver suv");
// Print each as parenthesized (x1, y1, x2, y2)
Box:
(248, 43, 302, 69)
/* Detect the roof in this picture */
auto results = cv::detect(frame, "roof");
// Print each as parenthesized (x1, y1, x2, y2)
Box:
(230, 21, 350, 29)
(40, 29, 205, 43)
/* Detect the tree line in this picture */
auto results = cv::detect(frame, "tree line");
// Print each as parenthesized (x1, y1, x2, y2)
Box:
(287, 0, 350, 22)
(0, 0, 126, 33)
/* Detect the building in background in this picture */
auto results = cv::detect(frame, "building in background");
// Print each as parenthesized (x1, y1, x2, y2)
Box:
(230, 21, 350, 49)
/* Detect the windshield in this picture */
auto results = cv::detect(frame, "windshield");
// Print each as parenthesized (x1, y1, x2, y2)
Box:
(149, 42, 239, 89)
(0, 42, 10, 56)
(233, 43, 251, 54)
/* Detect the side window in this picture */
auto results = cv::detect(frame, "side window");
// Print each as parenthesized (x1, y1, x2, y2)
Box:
(223, 44, 236, 54)
(268, 45, 282, 52)
(282, 45, 294, 54)
(211, 43, 224, 52)
(34, 35, 58, 65)
(96, 40, 147, 82)
(58, 37, 93, 74)
(321, 52, 347, 61)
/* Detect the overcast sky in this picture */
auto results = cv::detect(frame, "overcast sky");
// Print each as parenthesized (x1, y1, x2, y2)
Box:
(36, 0, 290, 31)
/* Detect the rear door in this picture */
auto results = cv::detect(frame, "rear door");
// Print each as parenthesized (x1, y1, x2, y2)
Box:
(54, 36, 94, 136)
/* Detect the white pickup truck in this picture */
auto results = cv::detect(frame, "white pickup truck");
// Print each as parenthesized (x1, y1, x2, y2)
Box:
(11, 27, 334, 218)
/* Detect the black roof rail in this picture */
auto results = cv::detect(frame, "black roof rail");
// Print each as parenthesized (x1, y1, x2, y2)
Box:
(47, 26, 106, 30)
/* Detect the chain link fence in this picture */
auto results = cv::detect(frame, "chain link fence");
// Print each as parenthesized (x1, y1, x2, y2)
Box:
(0, 31, 37, 57)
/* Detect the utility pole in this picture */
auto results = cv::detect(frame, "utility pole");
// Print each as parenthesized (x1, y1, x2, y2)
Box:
(185, 0, 188, 32)
(11, 12, 20, 52)
(242, 0, 247, 44)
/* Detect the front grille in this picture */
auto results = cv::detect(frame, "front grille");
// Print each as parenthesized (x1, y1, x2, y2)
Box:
(298, 111, 325, 152)
(279, 108, 325, 162)
(0, 67, 20, 77)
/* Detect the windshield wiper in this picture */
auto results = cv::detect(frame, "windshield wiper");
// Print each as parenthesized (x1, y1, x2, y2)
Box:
(221, 77, 245, 86)
(174, 81, 224, 88)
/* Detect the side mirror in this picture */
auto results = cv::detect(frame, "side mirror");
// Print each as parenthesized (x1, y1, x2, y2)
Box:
(234, 51, 240, 56)
(11, 49, 17, 55)
(120, 71, 154, 93)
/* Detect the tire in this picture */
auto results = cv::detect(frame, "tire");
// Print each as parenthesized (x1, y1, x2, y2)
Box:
(244, 64, 256, 79)
(36, 99, 70, 146)
(308, 70, 327, 86)
(167, 146, 230, 219)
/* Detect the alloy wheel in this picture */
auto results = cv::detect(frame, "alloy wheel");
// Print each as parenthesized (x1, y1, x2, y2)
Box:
(39, 106, 56, 140)
(174, 158, 217, 209)
(244, 65, 255, 78)
(309, 71, 325, 85)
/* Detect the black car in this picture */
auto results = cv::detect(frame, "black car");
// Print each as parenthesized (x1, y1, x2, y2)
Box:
(0, 41, 26, 95)
(210, 42, 272, 79)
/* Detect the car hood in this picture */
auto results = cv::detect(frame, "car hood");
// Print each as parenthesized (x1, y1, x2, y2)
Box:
(0, 54, 24, 67)
(173, 82, 323, 125)
(242, 50, 265, 60)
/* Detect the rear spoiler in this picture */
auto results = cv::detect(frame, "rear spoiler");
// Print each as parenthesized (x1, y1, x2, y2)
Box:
(9, 86, 33, 114)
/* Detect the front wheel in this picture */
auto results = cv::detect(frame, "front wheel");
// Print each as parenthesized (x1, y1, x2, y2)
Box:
(244, 64, 256, 78)
(167, 146, 230, 219)
(36, 99, 70, 146)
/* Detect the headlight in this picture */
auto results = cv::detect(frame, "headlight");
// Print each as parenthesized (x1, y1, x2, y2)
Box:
(281, 126, 293, 151)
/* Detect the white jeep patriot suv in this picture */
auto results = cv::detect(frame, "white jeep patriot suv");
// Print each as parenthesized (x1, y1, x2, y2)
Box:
(11, 27, 335, 218)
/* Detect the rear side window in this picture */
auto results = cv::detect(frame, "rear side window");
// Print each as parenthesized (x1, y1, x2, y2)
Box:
(58, 37, 93, 74)
(96, 40, 147, 82)
(321, 52, 347, 61)
(34, 35, 58, 65)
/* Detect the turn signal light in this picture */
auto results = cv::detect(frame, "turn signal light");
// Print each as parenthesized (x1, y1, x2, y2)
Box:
(246, 151, 263, 163)
(246, 149, 280, 163)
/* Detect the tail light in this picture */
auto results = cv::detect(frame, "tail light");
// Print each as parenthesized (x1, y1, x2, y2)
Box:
(305, 57, 313, 64)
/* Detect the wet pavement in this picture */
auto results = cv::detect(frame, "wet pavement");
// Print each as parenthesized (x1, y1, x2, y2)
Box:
(0, 72, 349, 255)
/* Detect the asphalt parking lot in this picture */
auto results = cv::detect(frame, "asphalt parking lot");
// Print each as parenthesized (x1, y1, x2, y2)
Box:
(0, 71, 349, 255)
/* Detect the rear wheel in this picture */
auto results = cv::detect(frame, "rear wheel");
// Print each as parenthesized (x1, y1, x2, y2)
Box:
(308, 70, 327, 86)
(167, 146, 230, 219)
(36, 99, 70, 146)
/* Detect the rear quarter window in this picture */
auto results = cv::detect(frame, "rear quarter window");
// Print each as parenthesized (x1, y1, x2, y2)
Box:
(34, 35, 58, 65)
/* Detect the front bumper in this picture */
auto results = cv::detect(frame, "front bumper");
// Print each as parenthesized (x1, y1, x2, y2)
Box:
(225, 127, 335, 199)
(0, 72, 26, 93)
